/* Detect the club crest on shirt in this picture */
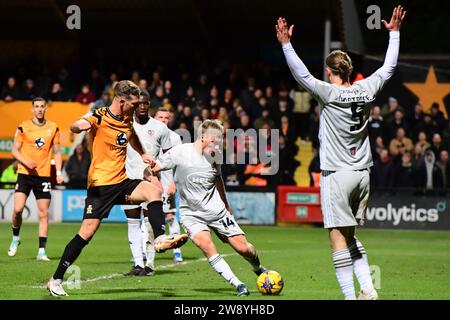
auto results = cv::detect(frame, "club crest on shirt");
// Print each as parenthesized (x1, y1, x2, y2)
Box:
(148, 129, 154, 136)
(116, 132, 128, 146)
(35, 137, 45, 148)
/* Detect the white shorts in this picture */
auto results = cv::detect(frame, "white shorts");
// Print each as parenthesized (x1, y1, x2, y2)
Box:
(320, 169, 370, 229)
(180, 211, 245, 242)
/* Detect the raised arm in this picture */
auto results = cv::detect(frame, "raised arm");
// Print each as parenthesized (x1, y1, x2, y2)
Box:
(373, 5, 406, 81)
(70, 119, 92, 134)
(276, 17, 317, 93)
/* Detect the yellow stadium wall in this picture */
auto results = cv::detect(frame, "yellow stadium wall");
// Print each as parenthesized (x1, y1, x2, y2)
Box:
(0, 101, 89, 160)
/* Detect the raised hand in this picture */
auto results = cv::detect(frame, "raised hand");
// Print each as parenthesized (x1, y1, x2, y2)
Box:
(276, 17, 294, 45)
(382, 5, 406, 32)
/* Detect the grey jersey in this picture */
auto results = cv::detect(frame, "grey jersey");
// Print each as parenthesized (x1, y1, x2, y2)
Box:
(157, 143, 226, 219)
(159, 129, 182, 191)
(282, 31, 399, 171)
(314, 76, 386, 171)
(125, 117, 172, 179)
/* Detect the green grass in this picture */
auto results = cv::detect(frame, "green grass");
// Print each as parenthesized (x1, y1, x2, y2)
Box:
(0, 223, 449, 300)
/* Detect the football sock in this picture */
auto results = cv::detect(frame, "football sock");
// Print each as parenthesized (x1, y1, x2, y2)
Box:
(208, 253, 242, 288)
(242, 243, 262, 273)
(166, 215, 180, 235)
(53, 234, 89, 280)
(332, 248, 356, 300)
(146, 201, 165, 238)
(349, 239, 375, 294)
(12, 225, 20, 239)
(39, 236, 47, 249)
(127, 218, 144, 268)
(143, 217, 156, 270)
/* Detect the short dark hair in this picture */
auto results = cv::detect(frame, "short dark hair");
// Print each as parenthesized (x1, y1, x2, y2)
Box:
(114, 80, 140, 100)
(139, 89, 150, 98)
(32, 97, 46, 106)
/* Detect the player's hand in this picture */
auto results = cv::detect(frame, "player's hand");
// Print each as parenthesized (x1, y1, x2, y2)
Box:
(25, 160, 38, 170)
(142, 153, 156, 167)
(167, 181, 176, 196)
(382, 5, 406, 32)
(276, 17, 294, 45)
(56, 176, 64, 184)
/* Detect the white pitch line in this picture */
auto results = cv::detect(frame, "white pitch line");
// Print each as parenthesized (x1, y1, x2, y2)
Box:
(26, 253, 237, 289)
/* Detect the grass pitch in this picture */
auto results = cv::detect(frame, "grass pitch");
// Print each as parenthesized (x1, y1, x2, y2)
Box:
(0, 223, 449, 300)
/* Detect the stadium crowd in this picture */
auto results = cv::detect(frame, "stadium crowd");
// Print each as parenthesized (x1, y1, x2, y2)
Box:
(1, 67, 449, 192)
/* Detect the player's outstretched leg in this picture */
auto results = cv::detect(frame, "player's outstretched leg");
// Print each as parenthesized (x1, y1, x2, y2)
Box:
(166, 213, 183, 263)
(227, 235, 266, 276)
(329, 227, 356, 300)
(47, 219, 99, 297)
(349, 237, 378, 300)
(8, 193, 27, 257)
(147, 200, 188, 253)
(192, 231, 249, 296)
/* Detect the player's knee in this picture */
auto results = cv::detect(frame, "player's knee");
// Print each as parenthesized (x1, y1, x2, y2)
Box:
(13, 208, 24, 216)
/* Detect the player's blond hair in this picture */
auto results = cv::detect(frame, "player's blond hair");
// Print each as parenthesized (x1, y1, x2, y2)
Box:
(326, 50, 353, 81)
(114, 80, 140, 100)
(197, 119, 224, 138)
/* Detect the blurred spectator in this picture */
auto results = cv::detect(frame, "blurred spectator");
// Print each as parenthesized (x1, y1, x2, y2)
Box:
(389, 128, 413, 159)
(217, 106, 229, 124)
(430, 133, 445, 159)
(386, 109, 409, 141)
(150, 86, 164, 108)
(369, 105, 384, 146)
(164, 80, 176, 104)
(0, 160, 18, 188)
(183, 86, 197, 107)
(240, 77, 256, 111)
(239, 114, 252, 131)
(1, 77, 20, 102)
(253, 109, 275, 131)
(436, 150, 449, 189)
(89, 68, 105, 98)
(408, 103, 424, 138)
(373, 136, 386, 162)
(381, 96, 401, 125)
(103, 72, 119, 97)
(65, 143, 91, 189)
(416, 113, 439, 139)
(92, 92, 112, 110)
(372, 148, 394, 190)
(222, 89, 234, 110)
(417, 150, 444, 192)
(75, 84, 96, 104)
(430, 102, 447, 132)
(138, 79, 148, 91)
(277, 135, 298, 185)
(392, 152, 415, 188)
(415, 131, 431, 155)
(195, 74, 209, 103)
(222, 153, 246, 186)
(47, 82, 68, 102)
(265, 86, 277, 111)
(21, 79, 37, 100)
(131, 71, 141, 85)
(279, 115, 296, 145)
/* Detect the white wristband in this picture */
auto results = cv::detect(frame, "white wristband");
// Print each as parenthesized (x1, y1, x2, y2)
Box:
(56, 170, 62, 177)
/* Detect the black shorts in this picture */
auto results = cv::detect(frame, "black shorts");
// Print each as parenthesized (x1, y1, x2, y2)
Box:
(83, 178, 142, 220)
(15, 174, 52, 200)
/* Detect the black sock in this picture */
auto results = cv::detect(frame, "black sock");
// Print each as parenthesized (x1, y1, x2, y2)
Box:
(12, 226, 20, 237)
(53, 234, 89, 280)
(147, 201, 165, 238)
(39, 237, 47, 249)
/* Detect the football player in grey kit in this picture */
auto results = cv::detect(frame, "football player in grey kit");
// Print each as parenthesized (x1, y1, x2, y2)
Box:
(277, 5, 406, 299)
(151, 120, 266, 296)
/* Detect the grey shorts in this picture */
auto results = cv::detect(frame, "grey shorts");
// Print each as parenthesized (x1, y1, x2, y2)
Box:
(320, 169, 370, 229)
(180, 211, 245, 242)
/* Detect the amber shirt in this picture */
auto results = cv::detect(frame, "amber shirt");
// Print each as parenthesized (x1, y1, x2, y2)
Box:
(14, 120, 60, 177)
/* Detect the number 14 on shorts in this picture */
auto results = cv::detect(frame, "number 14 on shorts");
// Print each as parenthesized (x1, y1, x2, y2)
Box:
(219, 215, 236, 229)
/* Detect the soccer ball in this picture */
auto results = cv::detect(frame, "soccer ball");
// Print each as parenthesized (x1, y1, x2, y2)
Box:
(256, 270, 284, 295)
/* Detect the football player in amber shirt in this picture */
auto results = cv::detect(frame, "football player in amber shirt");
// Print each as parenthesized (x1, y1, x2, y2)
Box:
(47, 81, 187, 297)
(8, 97, 63, 261)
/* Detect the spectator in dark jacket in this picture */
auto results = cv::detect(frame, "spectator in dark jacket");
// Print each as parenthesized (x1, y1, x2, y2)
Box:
(65, 143, 91, 189)
(372, 148, 394, 190)
(1, 77, 20, 102)
(47, 82, 68, 102)
(430, 102, 448, 133)
(436, 150, 450, 189)
(417, 150, 444, 192)
(392, 152, 415, 188)
(75, 84, 96, 104)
